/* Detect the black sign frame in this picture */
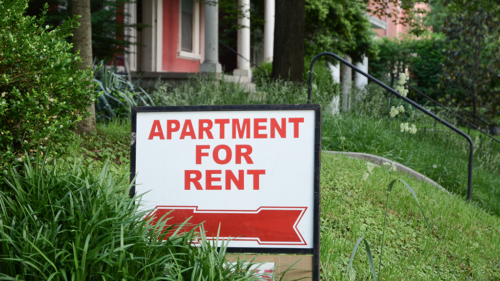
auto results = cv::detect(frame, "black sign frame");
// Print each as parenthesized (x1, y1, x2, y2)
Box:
(130, 104, 321, 280)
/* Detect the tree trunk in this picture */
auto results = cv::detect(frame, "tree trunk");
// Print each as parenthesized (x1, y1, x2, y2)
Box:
(272, 0, 305, 82)
(72, 0, 96, 134)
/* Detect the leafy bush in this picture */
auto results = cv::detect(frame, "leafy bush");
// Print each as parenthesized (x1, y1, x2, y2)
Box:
(368, 34, 445, 98)
(0, 156, 262, 280)
(253, 56, 337, 92)
(252, 60, 272, 86)
(368, 37, 413, 83)
(94, 61, 154, 121)
(409, 33, 445, 96)
(0, 1, 95, 172)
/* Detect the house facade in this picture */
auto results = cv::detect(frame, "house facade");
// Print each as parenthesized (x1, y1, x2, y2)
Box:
(123, 0, 415, 85)
(124, 0, 273, 83)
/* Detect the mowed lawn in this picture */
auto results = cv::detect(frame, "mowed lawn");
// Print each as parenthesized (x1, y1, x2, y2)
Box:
(320, 153, 500, 280)
(52, 122, 500, 280)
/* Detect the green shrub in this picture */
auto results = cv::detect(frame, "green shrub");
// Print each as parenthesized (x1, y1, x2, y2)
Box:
(0, 1, 95, 172)
(253, 56, 337, 93)
(252, 60, 272, 86)
(0, 156, 262, 280)
(368, 34, 445, 97)
(368, 37, 412, 83)
(152, 74, 333, 108)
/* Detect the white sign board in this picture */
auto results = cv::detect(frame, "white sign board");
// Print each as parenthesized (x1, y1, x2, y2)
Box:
(131, 105, 320, 253)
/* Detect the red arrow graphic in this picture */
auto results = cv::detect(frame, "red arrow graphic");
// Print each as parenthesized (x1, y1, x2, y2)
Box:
(148, 206, 307, 245)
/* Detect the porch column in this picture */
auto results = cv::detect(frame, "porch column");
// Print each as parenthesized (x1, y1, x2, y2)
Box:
(200, 0, 222, 73)
(263, 0, 275, 62)
(124, 1, 137, 72)
(355, 56, 368, 89)
(327, 61, 340, 83)
(341, 55, 352, 112)
(141, 0, 156, 72)
(233, 0, 252, 78)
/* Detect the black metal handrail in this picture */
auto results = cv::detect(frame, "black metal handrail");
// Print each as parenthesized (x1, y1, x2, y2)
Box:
(307, 52, 474, 200)
(406, 84, 500, 145)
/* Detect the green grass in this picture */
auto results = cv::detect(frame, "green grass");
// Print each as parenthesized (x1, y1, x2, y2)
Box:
(320, 153, 500, 280)
(41, 119, 132, 177)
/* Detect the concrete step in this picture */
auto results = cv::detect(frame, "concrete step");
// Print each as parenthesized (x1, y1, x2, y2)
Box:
(222, 74, 252, 84)
(222, 74, 255, 92)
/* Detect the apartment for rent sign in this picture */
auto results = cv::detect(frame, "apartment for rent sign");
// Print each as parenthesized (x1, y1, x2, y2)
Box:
(131, 105, 321, 252)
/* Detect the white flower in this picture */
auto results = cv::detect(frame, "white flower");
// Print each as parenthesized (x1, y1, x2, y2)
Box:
(409, 124, 417, 134)
(433, 164, 437, 169)
(398, 73, 407, 85)
(400, 122, 411, 133)
(45, 25, 49, 29)
(391, 162, 397, 172)
(383, 162, 397, 172)
(401, 88, 408, 97)
(366, 162, 375, 173)
(398, 105, 405, 113)
(60, 125, 63, 128)
(390, 106, 399, 117)
(395, 84, 408, 97)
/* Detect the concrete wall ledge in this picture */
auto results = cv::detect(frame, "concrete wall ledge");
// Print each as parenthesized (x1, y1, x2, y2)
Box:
(325, 151, 450, 194)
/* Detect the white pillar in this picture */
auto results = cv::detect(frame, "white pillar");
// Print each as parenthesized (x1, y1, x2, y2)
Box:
(124, 2, 137, 73)
(141, 0, 156, 72)
(263, 0, 274, 62)
(233, 0, 252, 78)
(341, 55, 352, 112)
(327, 62, 340, 84)
(355, 56, 369, 89)
(200, 0, 222, 73)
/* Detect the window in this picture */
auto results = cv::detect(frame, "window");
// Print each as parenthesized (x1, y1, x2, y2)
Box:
(178, 0, 200, 60)
(181, 0, 193, 52)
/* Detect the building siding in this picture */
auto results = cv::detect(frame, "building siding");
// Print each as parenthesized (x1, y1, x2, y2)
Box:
(162, 0, 200, 72)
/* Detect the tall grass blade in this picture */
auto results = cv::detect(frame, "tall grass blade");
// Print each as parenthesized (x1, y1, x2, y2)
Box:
(343, 238, 377, 281)
(379, 179, 431, 274)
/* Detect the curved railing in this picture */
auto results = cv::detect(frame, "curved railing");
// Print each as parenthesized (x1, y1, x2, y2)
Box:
(307, 52, 474, 200)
